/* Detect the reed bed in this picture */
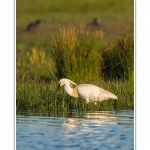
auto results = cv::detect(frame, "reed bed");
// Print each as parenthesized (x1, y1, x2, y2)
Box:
(102, 26, 134, 81)
(50, 24, 104, 82)
(16, 0, 134, 113)
(16, 79, 134, 113)
(16, 24, 134, 113)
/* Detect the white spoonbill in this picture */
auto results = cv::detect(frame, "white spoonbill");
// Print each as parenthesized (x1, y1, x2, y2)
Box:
(54, 78, 117, 103)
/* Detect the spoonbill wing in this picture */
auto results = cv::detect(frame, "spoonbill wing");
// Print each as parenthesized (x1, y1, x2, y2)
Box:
(77, 84, 117, 103)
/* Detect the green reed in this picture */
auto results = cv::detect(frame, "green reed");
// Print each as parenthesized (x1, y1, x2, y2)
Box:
(102, 25, 134, 81)
(16, 79, 134, 113)
(50, 24, 104, 82)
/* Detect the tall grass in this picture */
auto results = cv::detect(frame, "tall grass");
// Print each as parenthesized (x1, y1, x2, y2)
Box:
(16, 79, 134, 114)
(102, 26, 134, 81)
(50, 24, 134, 82)
(16, 24, 134, 113)
(50, 24, 104, 82)
(16, 0, 134, 113)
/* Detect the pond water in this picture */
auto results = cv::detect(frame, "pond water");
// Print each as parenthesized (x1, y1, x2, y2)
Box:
(16, 110, 134, 150)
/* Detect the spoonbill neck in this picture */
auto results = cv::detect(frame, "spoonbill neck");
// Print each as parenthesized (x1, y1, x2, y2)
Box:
(64, 83, 78, 98)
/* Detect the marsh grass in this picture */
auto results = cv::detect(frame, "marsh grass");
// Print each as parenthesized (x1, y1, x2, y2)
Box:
(16, 0, 134, 113)
(16, 79, 134, 113)
(16, 0, 134, 82)
(50, 24, 104, 81)
(50, 24, 134, 82)
(16, 25, 134, 112)
(102, 26, 134, 81)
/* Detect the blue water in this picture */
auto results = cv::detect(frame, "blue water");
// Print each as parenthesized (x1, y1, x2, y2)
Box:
(16, 110, 134, 150)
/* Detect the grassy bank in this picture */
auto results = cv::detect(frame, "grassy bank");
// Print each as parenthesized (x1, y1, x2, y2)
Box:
(16, 79, 134, 114)
(16, 0, 134, 112)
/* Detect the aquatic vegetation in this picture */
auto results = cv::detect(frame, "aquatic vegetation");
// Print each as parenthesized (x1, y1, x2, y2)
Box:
(50, 24, 104, 81)
(102, 26, 134, 81)
(16, 79, 134, 113)
(16, 0, 134, 113)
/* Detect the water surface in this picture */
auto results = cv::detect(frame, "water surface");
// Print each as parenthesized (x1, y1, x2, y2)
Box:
(16, 110, 134, 150)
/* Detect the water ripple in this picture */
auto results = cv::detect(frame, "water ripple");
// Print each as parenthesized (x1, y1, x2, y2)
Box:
(16, 110, 134, 150)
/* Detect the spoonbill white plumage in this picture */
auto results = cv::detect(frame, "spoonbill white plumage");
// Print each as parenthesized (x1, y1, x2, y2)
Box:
(55, 78, 117, 103)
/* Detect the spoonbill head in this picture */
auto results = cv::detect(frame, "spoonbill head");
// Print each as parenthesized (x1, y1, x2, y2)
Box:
(56, 78, 118, 103)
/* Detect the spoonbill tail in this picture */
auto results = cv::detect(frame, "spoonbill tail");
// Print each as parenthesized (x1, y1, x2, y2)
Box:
(54, 78, 118, 103)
